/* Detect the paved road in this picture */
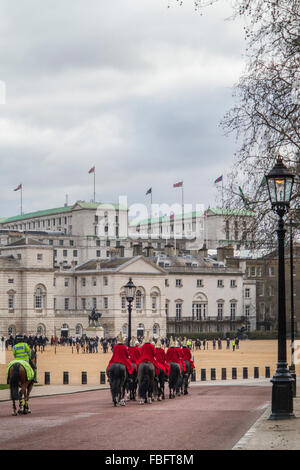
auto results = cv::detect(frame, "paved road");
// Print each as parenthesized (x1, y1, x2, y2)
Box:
(0, 385, 271, 450)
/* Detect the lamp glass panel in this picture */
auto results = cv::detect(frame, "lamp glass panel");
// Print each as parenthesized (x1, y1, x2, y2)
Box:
(275, 178, 285, 202)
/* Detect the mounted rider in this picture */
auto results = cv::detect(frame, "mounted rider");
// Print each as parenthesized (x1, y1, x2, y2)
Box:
(12, 334, 37, 383)
(107, 332, 133, 376)
(136, 331, 161, 375)
(128, 337, 141, 364)
(154, 338, 170, 376)
(165, 337, 186, 373)
(181, 338, 195, 369)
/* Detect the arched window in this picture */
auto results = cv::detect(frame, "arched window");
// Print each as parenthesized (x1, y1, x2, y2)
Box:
(37, 324, 45, 335)
(153, 324, 160, 337)
(136, 290, 143, 310)
(122, 324, 128, 336)
(76, 324, 83, 335)
(34, 285, 46, 310)
(35, 288, 43, 309)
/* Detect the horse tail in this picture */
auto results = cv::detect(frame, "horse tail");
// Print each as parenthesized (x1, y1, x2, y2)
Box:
(138, 363, 150, 399)
(169, 363, 180, 389)
(9, 363, 20, 401)
(109, 364, 121, 401)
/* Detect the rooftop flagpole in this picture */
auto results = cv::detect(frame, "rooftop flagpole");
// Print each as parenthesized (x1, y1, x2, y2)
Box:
(13, 183, 23, 215)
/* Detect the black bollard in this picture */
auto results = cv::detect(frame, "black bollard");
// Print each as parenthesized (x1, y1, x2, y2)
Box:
(44, 371, 50, 385)
(232, 367, 237, 379)
(254, 367, 259, 379)
(211, 368, 216, 381)
(243, 367, 248, 379)
(221, 368, 226, 380)
(265, 366, 270, 378)
(100, 371, 106, 384)
(63, 371, 69, 385)
(201, 368, 206, 381)
(82, 371, 87, 385)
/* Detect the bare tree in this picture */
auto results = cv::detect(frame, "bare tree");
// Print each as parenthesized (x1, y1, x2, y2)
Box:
(170, 0, 300, 247)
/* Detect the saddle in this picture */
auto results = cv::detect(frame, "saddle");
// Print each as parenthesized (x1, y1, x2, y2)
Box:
(6, 360, 34, 382)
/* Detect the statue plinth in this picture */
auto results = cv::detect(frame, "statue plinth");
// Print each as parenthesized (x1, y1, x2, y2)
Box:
(86, 326, 104, 339)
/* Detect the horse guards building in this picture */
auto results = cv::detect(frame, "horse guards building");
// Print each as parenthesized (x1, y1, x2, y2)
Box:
(0, 200, 261, 339)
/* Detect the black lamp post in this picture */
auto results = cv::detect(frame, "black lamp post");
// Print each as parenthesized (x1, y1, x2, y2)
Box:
(265, 156, 295, 420)
(124, 277, 136, 347)
(289, 216, 296, 397)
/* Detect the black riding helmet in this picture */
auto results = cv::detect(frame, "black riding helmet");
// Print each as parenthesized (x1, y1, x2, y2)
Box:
(15, 334, 26, 343)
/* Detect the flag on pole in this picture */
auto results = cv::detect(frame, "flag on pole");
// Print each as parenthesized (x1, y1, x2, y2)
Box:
(14, 184, 22, 191)
(173, 181, 183, 188)
(146, 187, 152, 195)
(214, 175, 223, 184)
(88, 166, 95, 174)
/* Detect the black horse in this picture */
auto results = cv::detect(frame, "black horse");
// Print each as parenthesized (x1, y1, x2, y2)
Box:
(107, 363, 127, 406)
(125, 363, 138, 401)
(168, 362, 181, 399)
(137, 362, 155, 404)
(154, 368, 166, 401)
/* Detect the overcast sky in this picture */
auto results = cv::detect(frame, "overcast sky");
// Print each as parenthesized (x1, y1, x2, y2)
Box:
(0, 0, 246, 219)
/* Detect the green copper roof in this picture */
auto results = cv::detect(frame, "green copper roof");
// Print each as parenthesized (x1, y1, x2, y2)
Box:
(129, 207, 255, 227)
(1, 201, 127, 224)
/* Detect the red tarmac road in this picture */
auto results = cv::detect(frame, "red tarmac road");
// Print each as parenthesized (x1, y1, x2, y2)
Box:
(0, 385, 270, 450)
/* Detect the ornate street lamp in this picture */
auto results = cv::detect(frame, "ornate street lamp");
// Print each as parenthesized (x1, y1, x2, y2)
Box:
(265, 156, 295, 420)
(124, 277, 136, 347)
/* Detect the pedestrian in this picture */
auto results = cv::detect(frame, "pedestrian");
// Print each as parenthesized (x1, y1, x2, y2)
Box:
(1, 336, 4, 351)
(226, 337, 230, 349)
(232, 339, 236, 351)
(212, 338, 216, 350)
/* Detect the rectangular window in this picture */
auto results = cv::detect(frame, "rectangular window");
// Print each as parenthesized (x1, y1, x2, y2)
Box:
(53, 298, 56, 310)
(92, 277, 97, 286)
(230, 303, 236, 320)
(230, 280, 236, 288)
(104, 297, 108, 309)
(104, 276, 108, 286)
(59, 240, 64, 246)
(63, 250, 68, 257)
(93, 297, 97, 309)
(49, 239, 53, 245)
(165, 279, 169, 287)
(96, 250, 101, 257)
(64, 298, 69, 310)
(176, 279, 182, 287)
(165, 302, 169, 316)
(69, 240, 74, 246)
(197, 279, 203, 287)
(8, 295, 14, 309)
(8, 279, 14, 284)
(73, 250, 78, 257)
(217, 280, 224, 287)
(96, 239, 101, 246)
(245, 305, 250, 317)
(250, 266, 256, 277)
(217, 303, 223, 319)
(81, 278, 86, 287)
(64, 278, 69, 287)
(81, 298, 86, 310)
(152, 297, 157, 310)
(37, 254, 43, 260)
(176, 303, 182, 320)
(245, 288, 250, 298)
(121, 297, 126, 310)
(269, 266, 275, 276)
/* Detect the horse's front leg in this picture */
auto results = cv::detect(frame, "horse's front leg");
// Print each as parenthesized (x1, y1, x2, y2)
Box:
(24, 382, 33, 414)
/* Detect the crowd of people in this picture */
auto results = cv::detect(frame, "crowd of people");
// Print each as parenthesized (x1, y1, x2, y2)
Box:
(2, 334, 241, 354)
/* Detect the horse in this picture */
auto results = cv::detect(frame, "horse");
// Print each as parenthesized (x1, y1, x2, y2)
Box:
(8, 350, 37, 416)
(154, 368, 166, 401)
(137, 362, 155, 404)
(107, 363, 127, 406)
(182, 360, 192, 395)
(125, 363, 138, 401)
(168, 362, 181, 399)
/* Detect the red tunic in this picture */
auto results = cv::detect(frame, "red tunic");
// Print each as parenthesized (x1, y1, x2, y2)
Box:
(136, 343, 160, 375)
(155, 348, 171, 375)
(181, 347, 195, 369)
(107, 344, 133, 375)
(128, 346, 141, 364)
(166, 347, 186, 372)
